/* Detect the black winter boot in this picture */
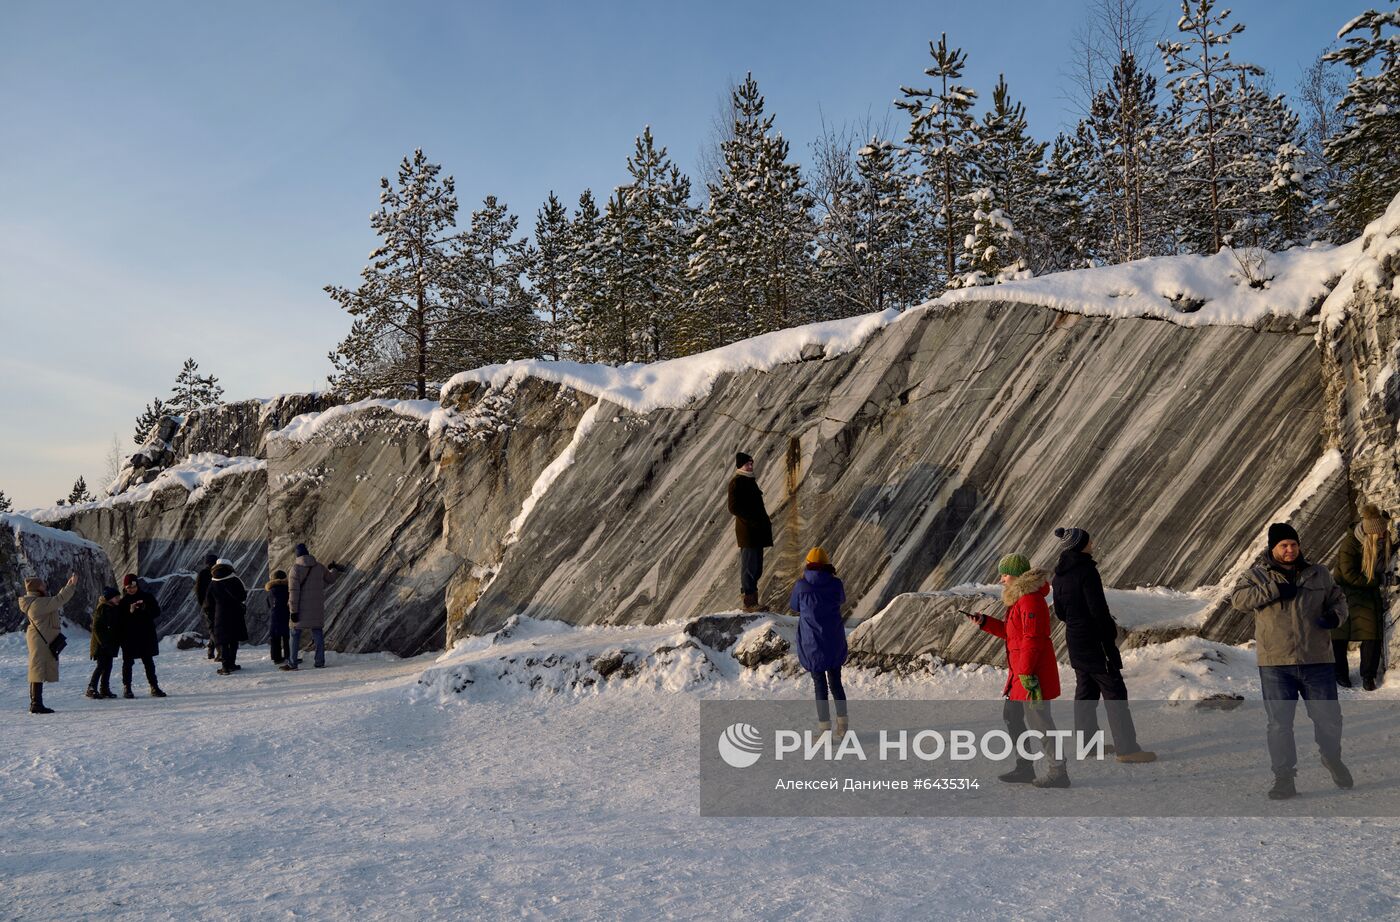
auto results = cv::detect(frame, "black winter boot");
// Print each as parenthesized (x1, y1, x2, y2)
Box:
(1033, 764, 1071, 788)
(123, 685, 135, 699)
(998, 759, 1037, 784)
(85, 686, 100, 699)
(1268, 774, 1297, 800)
(30, 683, 54, 714)
(1321, 755, 1354, 789)
(150, 686, 167, 698)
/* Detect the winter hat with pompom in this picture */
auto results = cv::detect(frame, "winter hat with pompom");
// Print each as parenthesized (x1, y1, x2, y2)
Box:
(101, 586, 120, 601)
(997, 553, 1031, 577)
(1055, 527, 1090, 553)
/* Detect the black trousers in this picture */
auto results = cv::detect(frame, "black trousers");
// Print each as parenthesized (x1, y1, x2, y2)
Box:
(740, 547, 764, 596)
(270, 631, 289, 663)
(220, 642, 239, 670)
(122, 655, 158, 689)
(89, 656, 114, 691)
(1073, 668, 1142, 755)
(1334, 639, 1383, 681)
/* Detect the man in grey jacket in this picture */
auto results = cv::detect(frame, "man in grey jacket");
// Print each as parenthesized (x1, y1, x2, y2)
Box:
(1231, 522, 1351, 800)
(283, 543, 342, 670)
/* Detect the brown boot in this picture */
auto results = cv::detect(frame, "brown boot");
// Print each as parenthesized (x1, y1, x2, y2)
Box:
(1116, 749, 1157, 764)
(742, 593, 760, 613)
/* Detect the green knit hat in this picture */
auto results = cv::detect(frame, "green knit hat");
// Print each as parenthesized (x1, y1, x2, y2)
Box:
(997, 553, 1031, 577)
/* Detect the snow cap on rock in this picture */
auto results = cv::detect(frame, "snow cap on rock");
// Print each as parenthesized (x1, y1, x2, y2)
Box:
(1055, 527, 1090, 553)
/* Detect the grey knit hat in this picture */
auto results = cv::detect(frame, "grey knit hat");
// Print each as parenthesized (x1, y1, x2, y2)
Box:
(1055, 526, 1090, 553)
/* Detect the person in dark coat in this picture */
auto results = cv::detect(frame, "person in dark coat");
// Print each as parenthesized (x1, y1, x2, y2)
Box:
(285, 544, 343, 670)
(728, 452, 773, 613)
(789, 547, 848, 735)
(265, 570, 291, 665)
(1050, 527, 1155, 763)
(86, 587, 122, 699)
(194, 552, 217, 660)
(1332, 504, 1390, 691)
(117, 574, 165, 698)
(207, 559, 249, 675)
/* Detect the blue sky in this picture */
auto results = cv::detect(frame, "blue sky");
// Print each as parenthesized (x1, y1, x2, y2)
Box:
(0, 0, 1357, 508)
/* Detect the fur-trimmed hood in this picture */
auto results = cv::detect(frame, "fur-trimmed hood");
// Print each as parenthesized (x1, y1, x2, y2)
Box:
(1002, 568, 1050, 606)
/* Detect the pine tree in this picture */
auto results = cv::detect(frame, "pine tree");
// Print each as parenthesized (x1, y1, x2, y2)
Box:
(1159, 0, 1264, 252)
(816, 137, 932, 316)
(326, 150, 461, 400)
(1324, 8, 1400, 238)
(1224, 80, 1307, 248)
(67, 477, 95, 505)
(529, 193, 573, 361)
(1261, 140, 1316, 248)
(949, 188, 1029, 288)
(167, 359, 223, 418)
(447, 196, 540, 368)
(623, 127, 696, 361)
(972, 76, 1046, 227)
(596, 187, 644, 363)
(566, 190, 608, 361)
(685, 74, 816, 353)
(0, 490, 12, 513)
(897, 33, 979, 287)
(1033, 134, 1095, 272)
(133, 397, 168, 445)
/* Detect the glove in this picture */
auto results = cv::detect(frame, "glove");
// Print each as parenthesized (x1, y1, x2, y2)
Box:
(1104, 642, 1124, 672)
(1316, 612, 1341, 630)
(1018, 674, 1043, 702)
(1276, 582, 1297, 601)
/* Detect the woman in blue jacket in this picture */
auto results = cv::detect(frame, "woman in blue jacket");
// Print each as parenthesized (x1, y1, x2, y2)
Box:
(789, 547, 849, 736)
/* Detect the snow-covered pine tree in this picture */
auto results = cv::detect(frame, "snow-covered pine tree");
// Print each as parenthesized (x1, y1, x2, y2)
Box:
(326, 150, 460, 399)
(1324, 8, 1400, 238)
(167, 359, 223, 418)
(685, 74, 815, 352)
(949, 188, 1029, 288)
(897, 33, 979, 288)
(971, 75, 1047, 269)
(816, 137, 933, 316)
(565, 190, 608, 361)
(623, 127, 696, 361)
(1159, 0, 1264, 253)
(1297, 50, 1348, 238)
(1261, 140, 1316, 248)
(447, 196, 540, 368)
(133, 397, 167, 445)
(1033, 134, 1095, 272)
(529, 193, 573, 361)
(596, 187, 644, 363)
(1224, 78, 1308, 248)
(0, 490, 12, 513)
(67, 477, 95, 505)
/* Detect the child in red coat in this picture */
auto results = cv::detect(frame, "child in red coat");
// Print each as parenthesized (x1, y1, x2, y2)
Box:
(966, 553, 1069, 788)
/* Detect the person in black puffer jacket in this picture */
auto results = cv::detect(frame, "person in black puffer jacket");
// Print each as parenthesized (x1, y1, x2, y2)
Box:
(118, 574, 165, 698)
(207, 559, 249, 675)
(1050, 527, 1154, 764)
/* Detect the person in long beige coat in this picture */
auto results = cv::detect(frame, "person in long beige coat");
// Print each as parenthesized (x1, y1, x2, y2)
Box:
(20, 573, 78, 714)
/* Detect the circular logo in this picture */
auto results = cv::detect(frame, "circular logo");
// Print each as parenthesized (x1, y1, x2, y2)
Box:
(717, 722, 764, 769)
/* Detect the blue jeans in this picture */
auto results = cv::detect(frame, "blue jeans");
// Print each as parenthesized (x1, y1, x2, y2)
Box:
(740, 547, 764, 596)
(812, 668, 848, 722)
(291, 627, 324, 668)
(1259, 664, 1343, 777)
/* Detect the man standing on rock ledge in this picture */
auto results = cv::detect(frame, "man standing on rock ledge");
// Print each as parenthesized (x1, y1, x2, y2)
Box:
(1231, 522, 1352, 801)
(728, 452, 772, 613)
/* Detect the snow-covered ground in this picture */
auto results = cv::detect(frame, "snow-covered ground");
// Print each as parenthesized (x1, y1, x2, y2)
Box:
(2, 620, 1397, 921)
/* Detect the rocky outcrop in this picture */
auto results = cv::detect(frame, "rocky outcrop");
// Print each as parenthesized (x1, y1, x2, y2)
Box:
(1, 514, 114, 633)
(172, 393, 340, 459)
(463, 301, 1346, 641)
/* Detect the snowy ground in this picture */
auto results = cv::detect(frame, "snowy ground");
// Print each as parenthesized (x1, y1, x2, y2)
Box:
(2, 621, 1398, 921)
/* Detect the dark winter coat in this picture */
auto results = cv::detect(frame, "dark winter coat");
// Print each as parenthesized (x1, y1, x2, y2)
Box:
(727, 472, 773, 549)
(117, 587, 161, 660)
(265, 578, 291, 635)
(195, 565, 214, 632)
(789, 565, 847, 672)
(90, 599, 122, 660)
(980, 568, 1062, 701)
(1332, 528, 1384, 642)
(289, 554, 340, 630)
(1231, 553, 1347, 667)
(1051, 549, 1122, 674)
(207, 565, 249, 644)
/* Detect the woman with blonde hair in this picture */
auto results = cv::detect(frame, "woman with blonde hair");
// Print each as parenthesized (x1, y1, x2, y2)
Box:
(1333, 503, 1391, 691)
